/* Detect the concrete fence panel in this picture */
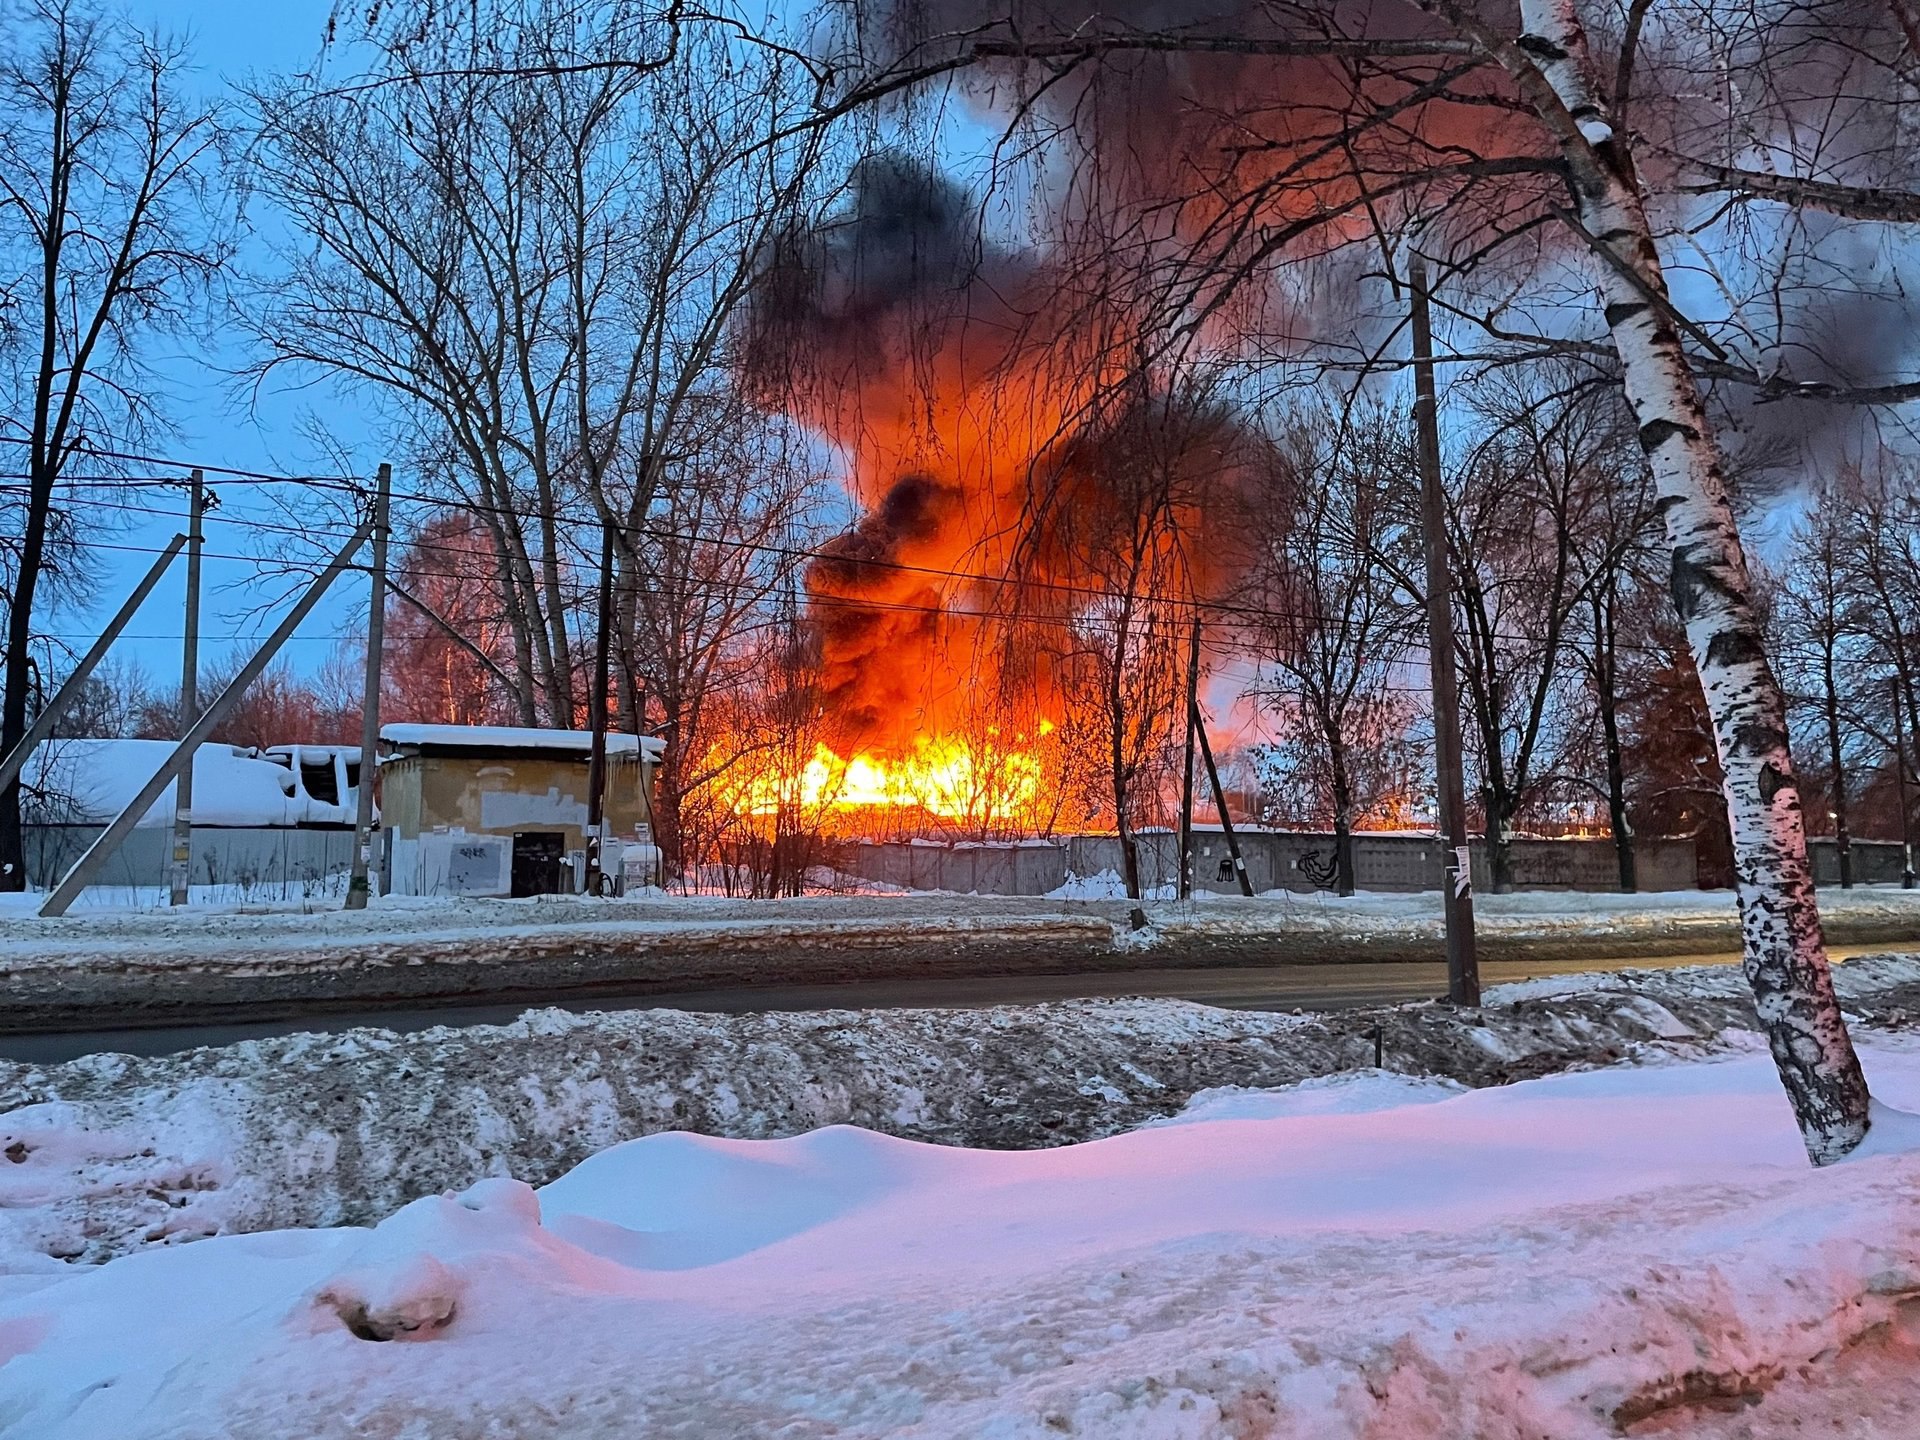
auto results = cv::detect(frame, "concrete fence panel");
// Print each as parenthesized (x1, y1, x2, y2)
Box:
(1808, 839, 1910, 887)
(820, 830, 1713, 898)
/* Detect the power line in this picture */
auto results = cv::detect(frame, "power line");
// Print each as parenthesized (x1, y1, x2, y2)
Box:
(29, 456, 1682, 657)
(37, 518, 1679, 660)
(32, 632, 356, 643)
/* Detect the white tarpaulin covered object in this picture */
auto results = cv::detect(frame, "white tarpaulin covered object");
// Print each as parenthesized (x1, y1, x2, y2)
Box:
(22, 739, 352, 828)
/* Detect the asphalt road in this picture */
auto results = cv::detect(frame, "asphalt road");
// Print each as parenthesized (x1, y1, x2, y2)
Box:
(6, 943, 1890, 1066)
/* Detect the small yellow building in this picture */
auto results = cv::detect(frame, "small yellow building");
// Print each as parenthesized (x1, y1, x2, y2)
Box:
(377, 724, 661, 897)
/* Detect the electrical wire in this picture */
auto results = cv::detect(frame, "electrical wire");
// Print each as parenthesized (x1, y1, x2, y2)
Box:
(17, 446, 1683, 657)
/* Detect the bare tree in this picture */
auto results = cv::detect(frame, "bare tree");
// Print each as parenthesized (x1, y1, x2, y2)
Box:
(1247, 400, 1419, 894)
(0, 0, 228, 890)
(620, 400, 832, 880)
(1567, 445, 1660, 892)
(381, 509, 530, 726)
(1045, 379, 1197, 927)
(245, 0, 830, 727)
(1775, 487, 1872, 888)
(1818, 463, 1920, 851)
(1377, 366, 1626, 892)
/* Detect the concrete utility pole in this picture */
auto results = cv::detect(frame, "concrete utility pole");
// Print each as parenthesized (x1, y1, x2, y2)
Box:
(0, 534, 187, 796)
(1177, 614, 1202, 901)
(1895, 676, 1916, 890)
(585, 513, 616, 894)
(41, 518, 375, 917)
(345, 464, 391, 910)
(1192, 699, 1254, 897)
(1410, 254, 1481, 1006)
(169, 471, 205, 906)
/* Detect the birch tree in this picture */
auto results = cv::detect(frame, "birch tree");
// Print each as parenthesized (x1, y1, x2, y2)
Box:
(1416, 0, 1878, 1155)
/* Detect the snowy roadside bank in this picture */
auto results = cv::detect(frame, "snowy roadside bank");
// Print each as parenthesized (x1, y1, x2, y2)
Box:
(8, 885, 1920, 975)
(7, 952, 1920, 1271)
(5, 1041, 1920, 1437)
(5, 889, 1920, 1039)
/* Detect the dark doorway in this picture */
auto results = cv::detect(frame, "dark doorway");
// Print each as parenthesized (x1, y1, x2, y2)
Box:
(299, 754, 339, 805)
(511, 831, 566, 897)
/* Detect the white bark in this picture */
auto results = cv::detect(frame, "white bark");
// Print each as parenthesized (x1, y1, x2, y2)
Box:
(1490, 0, 1872, 1162)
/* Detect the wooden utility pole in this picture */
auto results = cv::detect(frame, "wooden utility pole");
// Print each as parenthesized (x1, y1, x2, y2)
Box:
(585, 513, 616, 894)
(1410, 254, 1481, 1006)
(41, 518, 376, 917)
(345, 464, 391, 910)
(1177, 615, 1202, 900)
(169, 471, 205, 906)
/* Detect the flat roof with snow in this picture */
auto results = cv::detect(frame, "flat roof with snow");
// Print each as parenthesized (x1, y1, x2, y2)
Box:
(378, 724, 665, 759)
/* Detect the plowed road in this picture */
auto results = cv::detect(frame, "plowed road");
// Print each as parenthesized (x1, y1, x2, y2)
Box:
(0, 943, 1895, 1065)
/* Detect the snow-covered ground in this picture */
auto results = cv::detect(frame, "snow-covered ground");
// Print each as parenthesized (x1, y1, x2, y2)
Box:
(4, 1039, 1920, 1437)
(6, 953, 1920, 1264)
(7, 883, 1920, 976)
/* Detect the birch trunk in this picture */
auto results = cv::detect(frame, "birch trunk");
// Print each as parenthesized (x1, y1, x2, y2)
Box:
(1505, 0, 1871, 1161)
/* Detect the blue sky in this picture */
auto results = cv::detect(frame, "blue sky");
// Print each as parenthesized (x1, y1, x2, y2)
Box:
(56, 2, 371, 691)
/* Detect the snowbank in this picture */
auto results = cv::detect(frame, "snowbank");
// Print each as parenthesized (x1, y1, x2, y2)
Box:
(8, 953, 1920, 1268)
(4, 1045, 1920, 1437)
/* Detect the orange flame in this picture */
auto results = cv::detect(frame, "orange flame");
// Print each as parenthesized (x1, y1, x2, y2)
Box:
(720, 722, 1059, 833)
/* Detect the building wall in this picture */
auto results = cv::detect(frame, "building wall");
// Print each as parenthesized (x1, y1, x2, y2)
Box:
(382, 752, 651, 845)
(380, 750, 654, 897)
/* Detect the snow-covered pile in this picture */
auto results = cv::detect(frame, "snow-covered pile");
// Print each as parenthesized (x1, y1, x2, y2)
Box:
(5, 1046, 1920, 1437)
(7, 953, 1920, 1269)
(1048, 867, 1179, 901)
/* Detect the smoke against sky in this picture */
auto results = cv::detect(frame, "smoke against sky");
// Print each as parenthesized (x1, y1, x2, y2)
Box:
(744, 153, 1269, 753)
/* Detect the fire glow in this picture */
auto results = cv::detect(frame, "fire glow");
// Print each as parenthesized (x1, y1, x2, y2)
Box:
(734, 726, 1054, 826)
(731, 158, 1268, 844)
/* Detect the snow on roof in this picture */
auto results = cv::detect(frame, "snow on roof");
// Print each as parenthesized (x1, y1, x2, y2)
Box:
(22, 739, 313, 829)
(379, 724, 665, 758)
(264, 743, 363, 760)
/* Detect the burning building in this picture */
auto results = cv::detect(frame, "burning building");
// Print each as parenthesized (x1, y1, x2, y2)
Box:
(737, 154, 1274, 838)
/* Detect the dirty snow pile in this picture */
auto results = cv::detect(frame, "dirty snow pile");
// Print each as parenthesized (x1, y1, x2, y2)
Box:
(23, 954, 1920, 1258)
(5, 1048, 1920, 1437)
